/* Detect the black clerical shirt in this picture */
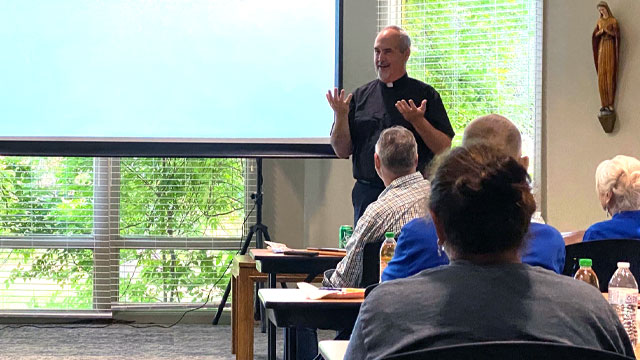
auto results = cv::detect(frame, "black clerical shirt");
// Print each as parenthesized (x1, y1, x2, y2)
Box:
(347, 73, 454, 186)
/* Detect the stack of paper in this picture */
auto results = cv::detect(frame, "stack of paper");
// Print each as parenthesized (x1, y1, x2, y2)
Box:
(297, 282, 365, 300)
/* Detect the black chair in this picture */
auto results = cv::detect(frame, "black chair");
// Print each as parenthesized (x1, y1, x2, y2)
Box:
(562, 239, 640, 292)
(360, 239, 383, 288)
(383, 341, 634, 360)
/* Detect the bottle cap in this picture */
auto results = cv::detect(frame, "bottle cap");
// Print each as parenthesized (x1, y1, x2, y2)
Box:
(384, 232, 395, 238)
(579, 258, 592, 267)
(617, 262, 630, 268)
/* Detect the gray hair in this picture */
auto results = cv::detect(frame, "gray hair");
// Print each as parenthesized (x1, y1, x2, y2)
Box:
(381, 25, 411, 53)
(462, 114, 522, 158)
(375, 126, 418, 175)
(596, 155, 640, 214)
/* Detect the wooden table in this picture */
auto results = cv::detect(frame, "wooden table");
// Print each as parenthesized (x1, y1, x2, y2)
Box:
(250, 248, 344, 287)
(250, 248, 344, 360)
(259, 288, 362, 360)
(231, 255, 263, 360)
(562, 230, 585, 246)
(230, 254, 330, 360)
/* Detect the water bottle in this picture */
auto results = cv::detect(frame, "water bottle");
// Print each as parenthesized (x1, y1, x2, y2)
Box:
(379, 232, 396, 282)
(608, 262, 638, 345)
(573, 258, 599, 289)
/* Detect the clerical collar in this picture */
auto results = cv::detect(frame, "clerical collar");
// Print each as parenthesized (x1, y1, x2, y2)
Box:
(381, 73, 409, 88)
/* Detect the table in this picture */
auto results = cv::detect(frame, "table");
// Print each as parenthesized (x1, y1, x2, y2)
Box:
(231, 255, 263, 360)
(562, 230, 585, 246)
(259, 288, 362, 360)
(250, 248, 344, 360)
(319, 340, 350, 360)
(250, 248, 344, 287)
(230, 253, 336, 360)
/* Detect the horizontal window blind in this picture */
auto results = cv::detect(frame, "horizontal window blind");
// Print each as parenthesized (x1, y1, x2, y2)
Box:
(377, 0, 542, 193)
(0, 156, 254, 312)
(113, 157, 253, 308)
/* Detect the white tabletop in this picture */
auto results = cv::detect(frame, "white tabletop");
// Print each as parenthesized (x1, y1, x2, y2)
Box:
(319, 340, 349, 360)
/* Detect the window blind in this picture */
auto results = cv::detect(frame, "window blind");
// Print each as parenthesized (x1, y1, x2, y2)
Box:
(0, 156, 255, 313)
(377, 0, 542, 192)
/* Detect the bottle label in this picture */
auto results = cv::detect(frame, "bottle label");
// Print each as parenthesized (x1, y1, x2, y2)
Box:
(609, 287, 639, 306)
(380, 262, 388, 274)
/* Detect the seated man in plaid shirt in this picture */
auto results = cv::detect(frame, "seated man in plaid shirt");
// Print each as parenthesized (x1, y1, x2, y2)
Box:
(323, 125, 431, 288)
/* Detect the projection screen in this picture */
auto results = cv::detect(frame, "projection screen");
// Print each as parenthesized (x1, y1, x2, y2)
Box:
(0, 0, 342, 157)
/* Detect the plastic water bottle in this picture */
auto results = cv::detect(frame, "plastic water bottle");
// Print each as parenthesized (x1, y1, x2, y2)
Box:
(379, 232, 396, 282)
(573, 258, 599, 289)
(608, 262, 638, 345)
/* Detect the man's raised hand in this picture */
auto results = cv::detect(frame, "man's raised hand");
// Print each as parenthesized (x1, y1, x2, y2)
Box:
(395, 99, 427, 125)
(326, 88, 353, 117)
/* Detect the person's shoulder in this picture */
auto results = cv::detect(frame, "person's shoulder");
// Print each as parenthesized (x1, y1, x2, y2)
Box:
(401, 216, 433, 233)
(407, 76, 439, 94)
(583, 219, 613, 241)
(353, 79, 379, 96)
(528, 223, 563, 242)
(368, 265, 447, 300)
(528, 266, 617, 318)
(405, 176, 431, 192)
(527, 265, 597, 293)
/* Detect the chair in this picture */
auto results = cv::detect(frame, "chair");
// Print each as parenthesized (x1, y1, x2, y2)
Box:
(382, 341, 634, 360)
(360, 240, 383, 287)
(562, 239, 640, 292)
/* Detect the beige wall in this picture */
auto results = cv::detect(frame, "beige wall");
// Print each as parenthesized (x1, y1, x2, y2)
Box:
(544, 0, 640, 231)
(264, 0, 640, 248)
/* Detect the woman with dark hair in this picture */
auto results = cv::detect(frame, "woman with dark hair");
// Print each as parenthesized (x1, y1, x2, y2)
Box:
(344, 145, 634, 359)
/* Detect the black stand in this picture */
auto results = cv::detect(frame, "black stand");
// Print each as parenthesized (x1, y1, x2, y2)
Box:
(212, 157, 271, 325)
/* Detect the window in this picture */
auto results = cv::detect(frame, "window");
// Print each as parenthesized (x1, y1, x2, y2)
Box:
(0, 156, 254, 312)
(378, 0, 542, 191)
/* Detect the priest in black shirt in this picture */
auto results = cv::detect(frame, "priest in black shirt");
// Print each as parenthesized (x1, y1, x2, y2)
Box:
(327, 25, 455, 225)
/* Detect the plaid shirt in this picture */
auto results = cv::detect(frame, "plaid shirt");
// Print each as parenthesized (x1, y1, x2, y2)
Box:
(323, 172, 430, 288)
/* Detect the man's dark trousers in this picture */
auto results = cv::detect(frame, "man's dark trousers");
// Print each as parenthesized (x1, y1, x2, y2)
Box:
(352, 180, 385, 226)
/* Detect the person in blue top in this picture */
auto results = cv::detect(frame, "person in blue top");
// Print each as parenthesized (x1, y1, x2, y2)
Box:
(382, 114, 566, 281)
(583, 155, 640, 241)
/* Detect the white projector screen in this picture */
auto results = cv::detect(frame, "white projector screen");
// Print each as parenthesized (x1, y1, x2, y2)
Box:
(0, 0, 341, 157)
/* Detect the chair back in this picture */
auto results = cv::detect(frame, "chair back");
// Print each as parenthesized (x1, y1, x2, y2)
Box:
(562, 239, 640, 292)
(383, 341, 634, 360)
(360, 240, 383, 287)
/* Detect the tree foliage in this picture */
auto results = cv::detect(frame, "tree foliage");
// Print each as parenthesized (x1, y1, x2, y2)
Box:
(401, 0, 536, 149)
(0, 156, 244, 310)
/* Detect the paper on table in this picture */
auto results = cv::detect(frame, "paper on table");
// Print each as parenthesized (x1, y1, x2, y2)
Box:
(297, 282, 365, 300)
(264, 240, 289, 253)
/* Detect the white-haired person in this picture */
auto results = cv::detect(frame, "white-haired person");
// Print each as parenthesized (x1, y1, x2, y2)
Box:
(583, 155, 640, 241)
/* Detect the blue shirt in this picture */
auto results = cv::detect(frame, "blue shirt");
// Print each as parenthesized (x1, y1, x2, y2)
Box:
(521, 222, 566, 274)
(382, 217, 566, 282)
(381, 217, 448, 282)
(583, 210, 640, 242)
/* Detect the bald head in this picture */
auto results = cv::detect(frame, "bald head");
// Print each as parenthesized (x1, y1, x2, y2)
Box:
(462, 114, 522, 158)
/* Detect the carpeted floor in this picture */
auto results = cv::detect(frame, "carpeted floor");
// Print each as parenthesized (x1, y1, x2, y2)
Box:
(0, 324, 333, 359)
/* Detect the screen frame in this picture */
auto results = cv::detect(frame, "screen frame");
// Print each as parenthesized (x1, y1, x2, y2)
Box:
(0, 0, 343, 159)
